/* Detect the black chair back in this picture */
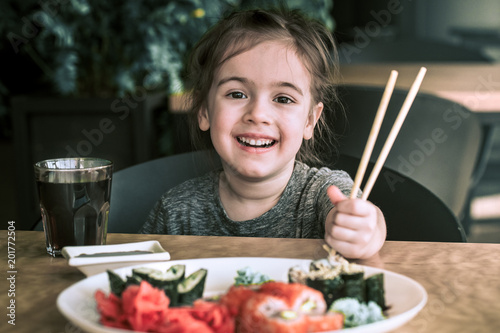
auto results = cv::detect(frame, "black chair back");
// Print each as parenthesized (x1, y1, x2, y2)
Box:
(107, 150, 221, 233)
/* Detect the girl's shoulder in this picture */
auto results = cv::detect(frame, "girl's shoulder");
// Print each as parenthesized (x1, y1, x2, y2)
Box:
(159, 169, 220, 201)
(293, 161, 355, 198)
(294, 161, 352, 181)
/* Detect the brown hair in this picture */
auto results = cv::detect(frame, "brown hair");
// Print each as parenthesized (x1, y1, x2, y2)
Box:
(185, 7, 342, 167)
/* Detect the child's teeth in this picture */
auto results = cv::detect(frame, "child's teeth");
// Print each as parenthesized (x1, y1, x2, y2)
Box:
(239, 137, 274, 147)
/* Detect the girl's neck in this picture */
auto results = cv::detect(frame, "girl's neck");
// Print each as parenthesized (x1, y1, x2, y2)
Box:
(218, 164, 294, 221)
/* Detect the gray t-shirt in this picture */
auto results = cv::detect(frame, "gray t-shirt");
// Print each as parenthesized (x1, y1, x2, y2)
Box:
(140, 161, 355, 239)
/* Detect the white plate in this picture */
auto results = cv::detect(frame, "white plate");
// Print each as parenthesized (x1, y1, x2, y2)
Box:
(62, 241, 170, 276)
(57, 257, 427, 333)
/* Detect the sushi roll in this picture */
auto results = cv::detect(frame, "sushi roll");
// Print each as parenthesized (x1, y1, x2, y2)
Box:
(306, 275, 344, 308)
(106, 270, 127, 296)
(259, 281, 327, 316)
(259, 310, 308, 333)
(341, 271, 366, 303)
(177, 268, 208, 306)
(134, 265, 186, 306)
(131, 266, 162, 280)
(307, 312, 344, 332)
(365, 273, 386, 310)
(297, 258, 366, 308)
(238, 293, 308, 333)
(289, 286, 327, 317)
(130, 265, 186, 306)
(219, 285, 257, 317)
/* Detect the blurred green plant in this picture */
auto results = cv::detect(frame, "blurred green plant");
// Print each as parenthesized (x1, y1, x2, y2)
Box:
(2, 0, 334, 97)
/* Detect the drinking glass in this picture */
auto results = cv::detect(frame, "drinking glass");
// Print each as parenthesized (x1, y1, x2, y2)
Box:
(34, 158, 113, 257)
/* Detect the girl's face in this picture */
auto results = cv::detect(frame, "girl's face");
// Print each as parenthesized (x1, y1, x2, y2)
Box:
(199, 40, 323, 181)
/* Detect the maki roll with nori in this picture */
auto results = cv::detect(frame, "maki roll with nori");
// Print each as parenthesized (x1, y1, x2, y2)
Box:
(341, 271, 366, 303)
(149, 265, 186, 306)
(131, 267, 161, 280)
(106, 270, 127, 296)
(107, 265, 205, 306)
(305, 275, 344, 308)
(365, 273, 386, 310)
(125, 273, 143, 288)
(131, 265, 186, 306)
(288, 251, 385, 310)
(177, 268, 208, 306)
(290, 258, 366, 308)
(305, 270, 366, 307)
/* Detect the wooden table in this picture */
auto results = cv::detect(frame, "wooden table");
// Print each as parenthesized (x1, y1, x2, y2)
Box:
(2, 231, 500, 333)
(339, 63, 500, 122)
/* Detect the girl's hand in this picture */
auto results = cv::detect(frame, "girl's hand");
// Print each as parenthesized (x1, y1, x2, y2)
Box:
(324, 185, 386, 259)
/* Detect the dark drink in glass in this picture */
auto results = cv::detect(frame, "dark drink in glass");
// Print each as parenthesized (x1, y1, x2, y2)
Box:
(34, 158, 113, 257)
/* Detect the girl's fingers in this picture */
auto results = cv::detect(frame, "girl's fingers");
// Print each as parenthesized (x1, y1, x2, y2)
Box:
(324, 237, 366, 259)
(335, 199, 377, 219)
(328, 223, 358, 242)
(333, 208, 378, 232)
(332, 212, 367, 230)
(327, 185, 346, 205)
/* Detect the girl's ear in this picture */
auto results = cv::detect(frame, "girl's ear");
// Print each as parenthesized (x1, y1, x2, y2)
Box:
(198, 106, 210, 131)
(303, 102, 323, 140)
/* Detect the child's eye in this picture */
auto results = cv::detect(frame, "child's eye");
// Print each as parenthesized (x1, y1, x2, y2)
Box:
(227, 91, 247, 99)
(273, 96, 294, 104)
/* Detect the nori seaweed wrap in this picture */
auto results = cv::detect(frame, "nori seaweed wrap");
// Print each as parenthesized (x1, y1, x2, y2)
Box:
(306, 275, 344, 308)
(133, 265, 186, 306)
(177, 268, 208, 306)
(341, 271, 366, 303)
(289, 247, 388, 312)
(106, 265, 207, 306)
(155, 265, 185, 306)
(131, 267, 161, 281)
(125, 274, 143, 287)
(106, 270, 127, 296)
(306, 271, 366, 307)
(365, 273, 386, 310)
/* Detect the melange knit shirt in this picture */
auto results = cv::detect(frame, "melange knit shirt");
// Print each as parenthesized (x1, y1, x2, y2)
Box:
(140, 161, 355, 239)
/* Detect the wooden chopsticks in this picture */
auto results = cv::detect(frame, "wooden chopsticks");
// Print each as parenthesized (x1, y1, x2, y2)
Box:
(349, 67, 427, 200)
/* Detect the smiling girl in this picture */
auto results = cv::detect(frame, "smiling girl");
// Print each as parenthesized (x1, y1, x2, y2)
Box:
(141, 8, 386, 259)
